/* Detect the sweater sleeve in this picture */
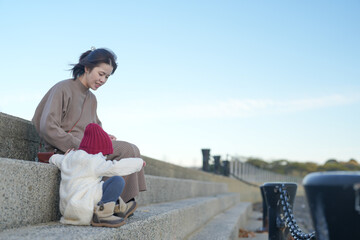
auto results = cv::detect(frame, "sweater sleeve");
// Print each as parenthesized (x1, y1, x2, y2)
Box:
(94, 157, 144, 177)
(38, 85, 81, 152)
(49, 154, 64, 168)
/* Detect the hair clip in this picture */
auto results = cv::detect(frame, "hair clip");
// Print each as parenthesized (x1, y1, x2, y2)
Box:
(91, 46, 96, 51)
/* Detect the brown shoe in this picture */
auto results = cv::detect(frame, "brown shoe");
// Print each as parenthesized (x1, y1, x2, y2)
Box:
(91, 202, 125, 228)
(114, 197, 137, 219)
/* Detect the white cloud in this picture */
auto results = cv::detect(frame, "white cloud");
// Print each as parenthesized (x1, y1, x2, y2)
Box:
(99, 93, 359, 124)
(153, 94, 358, 119)
(4, 91, 358, 123)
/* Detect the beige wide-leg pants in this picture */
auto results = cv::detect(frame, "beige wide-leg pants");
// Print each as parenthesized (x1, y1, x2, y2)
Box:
(105, 141, 147, 203)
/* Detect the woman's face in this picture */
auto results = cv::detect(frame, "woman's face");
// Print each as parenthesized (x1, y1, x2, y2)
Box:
(82, 63, 113, 90)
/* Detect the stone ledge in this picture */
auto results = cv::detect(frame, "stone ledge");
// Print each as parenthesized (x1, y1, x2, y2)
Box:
(0, 193, 240, 240)
(0, 158, 60, 232)
(0, 157, 229, 232)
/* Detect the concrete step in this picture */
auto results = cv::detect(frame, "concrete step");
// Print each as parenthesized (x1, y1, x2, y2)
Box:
(137, 175, 228, 206)
(238, 210, 268, 240)
(0, 193, 240, 240)
(0, 157, 228, 231)
(186, 202, 252, 240)
(186, 203, 269, 240)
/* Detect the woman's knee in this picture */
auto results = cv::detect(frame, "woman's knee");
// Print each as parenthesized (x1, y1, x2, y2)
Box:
(112, 141, 141, 158)
(131, 144, 141, 157)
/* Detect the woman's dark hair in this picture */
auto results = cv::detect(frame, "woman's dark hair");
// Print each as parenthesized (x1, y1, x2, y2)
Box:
(71, 48, 118, 79)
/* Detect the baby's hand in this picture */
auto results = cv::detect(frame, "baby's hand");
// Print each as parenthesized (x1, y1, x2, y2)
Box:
(108, 134, 117, 141)
(65, 148, 74, 155)
(143, 161, 146, 167)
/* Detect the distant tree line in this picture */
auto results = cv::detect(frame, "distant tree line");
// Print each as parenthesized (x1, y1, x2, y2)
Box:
(245, 157, 360, 177)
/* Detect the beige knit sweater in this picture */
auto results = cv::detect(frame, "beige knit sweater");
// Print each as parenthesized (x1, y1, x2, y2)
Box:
(32, 79, 101, 152)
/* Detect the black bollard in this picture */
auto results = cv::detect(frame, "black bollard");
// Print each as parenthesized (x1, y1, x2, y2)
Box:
(213, 155, 221, 174)
(257, 185, 268, 232)
(303, 171, 360, 240)
(223, 160, 230, 176)
(201, 149, 210, 172)
(263, 182, 297, 240)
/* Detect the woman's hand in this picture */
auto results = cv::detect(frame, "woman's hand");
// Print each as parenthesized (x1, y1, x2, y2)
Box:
(108, 134, 117, 141)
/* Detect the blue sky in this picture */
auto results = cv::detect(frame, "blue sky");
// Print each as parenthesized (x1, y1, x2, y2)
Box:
(1, 1, 359, 167)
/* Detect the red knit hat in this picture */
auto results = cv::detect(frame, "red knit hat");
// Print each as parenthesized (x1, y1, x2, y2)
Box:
(78, 123, 113, 155)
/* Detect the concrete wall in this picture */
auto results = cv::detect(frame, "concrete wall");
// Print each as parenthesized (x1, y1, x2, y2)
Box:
(0, 112, 40, 161)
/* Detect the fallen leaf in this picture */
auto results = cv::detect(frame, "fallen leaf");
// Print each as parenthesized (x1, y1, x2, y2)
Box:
(239, 228, 256, 238)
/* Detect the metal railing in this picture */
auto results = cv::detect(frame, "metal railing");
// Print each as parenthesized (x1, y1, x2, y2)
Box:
(230, 159, 303, 185)
(201, 149, 302, 185)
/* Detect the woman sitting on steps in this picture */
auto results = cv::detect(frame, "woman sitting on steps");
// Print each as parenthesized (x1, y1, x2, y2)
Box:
(32, 47, 146, 213)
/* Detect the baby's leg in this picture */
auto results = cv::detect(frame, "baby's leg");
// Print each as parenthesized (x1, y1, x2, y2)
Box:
(91, 176, 126, 228)
(100, 176, 125, 203)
